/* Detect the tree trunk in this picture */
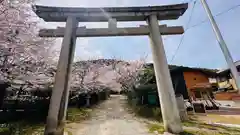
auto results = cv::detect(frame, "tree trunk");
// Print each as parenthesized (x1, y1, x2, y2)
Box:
(86, 94, 90, 107)
(0, 82, 8, 109)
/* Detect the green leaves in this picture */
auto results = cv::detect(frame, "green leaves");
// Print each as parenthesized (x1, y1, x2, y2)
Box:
(138, 67, 156, 85)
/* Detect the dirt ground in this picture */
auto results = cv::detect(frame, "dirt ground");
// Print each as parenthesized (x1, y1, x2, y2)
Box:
(65, 95, 154, 135)
(64, 95, 240, 135)
(187, 106, 240, 125)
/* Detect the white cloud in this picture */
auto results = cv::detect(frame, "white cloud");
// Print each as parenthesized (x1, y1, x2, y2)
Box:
(48, 37, 103, 61)
(74, 38, 104, 61)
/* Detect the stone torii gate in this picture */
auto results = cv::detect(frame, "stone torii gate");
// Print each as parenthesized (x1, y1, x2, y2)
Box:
(33, 3, 188, 135)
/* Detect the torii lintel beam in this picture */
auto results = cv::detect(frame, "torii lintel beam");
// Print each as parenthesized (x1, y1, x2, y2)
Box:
(39, 25, 184, 37)
(32, 3, 188, 22)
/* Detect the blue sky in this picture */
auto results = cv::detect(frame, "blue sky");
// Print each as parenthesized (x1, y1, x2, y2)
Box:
(37, 0, 240, 69)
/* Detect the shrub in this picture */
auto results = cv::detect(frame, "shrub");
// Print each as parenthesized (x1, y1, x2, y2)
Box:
(127, 84, 159, 107)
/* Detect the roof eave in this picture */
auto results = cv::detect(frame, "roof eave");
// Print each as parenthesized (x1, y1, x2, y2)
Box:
(32, 3, 188, 22)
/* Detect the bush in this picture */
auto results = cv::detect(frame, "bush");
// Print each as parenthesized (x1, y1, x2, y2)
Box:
(134, 105, 162, 120)
(125, 84, 162, 120)
(127, 84, 160, 107)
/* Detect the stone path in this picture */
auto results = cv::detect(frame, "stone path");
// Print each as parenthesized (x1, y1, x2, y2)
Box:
(66, 95, 154, 135)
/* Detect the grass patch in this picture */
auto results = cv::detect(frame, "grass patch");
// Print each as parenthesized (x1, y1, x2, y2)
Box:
(197, 114, 240, 125)
(135, 106, 161, 120)
(125, 101, 162, 121)
(67, 107, 92, 123)
(0, 122, 44, 135)
(183, 119, 240, 135)
(181, 130, 212, 135)
(0, 127, 10, 135)
(65, 129, 73, 135)
(0, 107, 92, 135)
(148, 123, 165, 134)
(182, 129, 233, 135)
(148, 120, 240, 135)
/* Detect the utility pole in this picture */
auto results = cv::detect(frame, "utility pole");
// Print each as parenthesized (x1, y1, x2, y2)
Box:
(201, 0, 240, 93)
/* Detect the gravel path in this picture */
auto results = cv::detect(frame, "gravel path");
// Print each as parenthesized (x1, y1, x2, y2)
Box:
(66, 95, 154, 135)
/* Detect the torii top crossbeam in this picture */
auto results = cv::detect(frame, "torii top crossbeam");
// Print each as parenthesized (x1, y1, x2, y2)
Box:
(33, 3, 188, 22)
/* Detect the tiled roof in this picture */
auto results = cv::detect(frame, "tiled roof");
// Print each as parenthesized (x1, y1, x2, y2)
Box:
(217, 60, 240, 75)
(143, 63, 218, 76)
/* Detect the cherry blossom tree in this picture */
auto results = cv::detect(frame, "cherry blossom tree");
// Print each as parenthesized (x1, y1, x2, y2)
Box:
(1, 0, 145, 99)
(0, 0, 57, 85)
(76, 59, 146, 93)
(0, 0, 58, 106)
(70, 59, 119, 95)
(114, 60, 145, 92)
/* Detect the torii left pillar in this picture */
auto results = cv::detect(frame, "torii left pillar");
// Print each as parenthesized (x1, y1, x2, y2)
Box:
(44, 17, 78, 135)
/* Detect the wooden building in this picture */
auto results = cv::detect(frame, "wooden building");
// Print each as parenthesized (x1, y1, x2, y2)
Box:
(143, 64, 217, 100)
(217, 60, 240, 91)
(170, 65, 217, 100)
(214, 60, 240, 100)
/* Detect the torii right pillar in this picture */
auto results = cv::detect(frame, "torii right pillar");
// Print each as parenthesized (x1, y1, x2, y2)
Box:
(147, 14, 183, 134)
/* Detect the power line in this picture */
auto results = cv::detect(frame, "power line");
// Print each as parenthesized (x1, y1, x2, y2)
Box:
(187, 3, 240, 30)
(170, 1, 197, 63)
(170, 2, 240, 63)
